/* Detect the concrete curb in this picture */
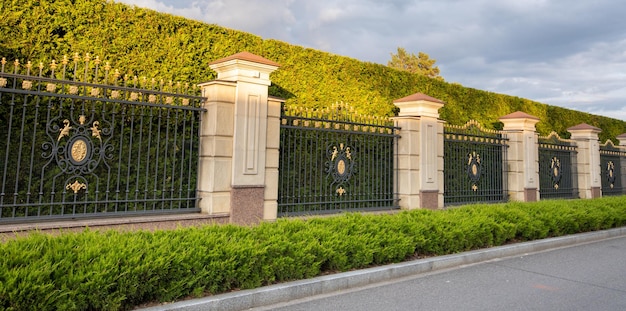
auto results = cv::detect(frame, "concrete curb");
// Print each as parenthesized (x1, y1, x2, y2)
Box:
(140, 227, 626, 311)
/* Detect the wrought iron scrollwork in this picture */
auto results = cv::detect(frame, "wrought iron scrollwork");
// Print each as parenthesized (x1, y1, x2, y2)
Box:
(467, 151, 481, 191)
(43, 114, 113, 194)
(550, 157, 562, 189)
(607, 161, 616, 189)
(326, 143, 355, 196)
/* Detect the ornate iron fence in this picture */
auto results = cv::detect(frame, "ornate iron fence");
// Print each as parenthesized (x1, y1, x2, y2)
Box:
(278, 104, 400, 216)
(0, 55, 205, 223)
(443, 120, 508, 206)
(599, 140, 625, 196)
(538, 133, 577, 199)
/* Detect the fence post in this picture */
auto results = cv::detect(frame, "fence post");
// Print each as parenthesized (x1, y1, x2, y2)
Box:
(568, 123, 602, 198)
(393, 93, 445, 209)
(198, 52, 280, 224)
(499, 111, 540, 202)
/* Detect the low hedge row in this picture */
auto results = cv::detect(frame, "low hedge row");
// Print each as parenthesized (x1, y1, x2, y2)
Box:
(2, 197, 626, 310)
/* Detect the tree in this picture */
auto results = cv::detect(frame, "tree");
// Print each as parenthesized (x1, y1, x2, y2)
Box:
(387, 47, 443, 80)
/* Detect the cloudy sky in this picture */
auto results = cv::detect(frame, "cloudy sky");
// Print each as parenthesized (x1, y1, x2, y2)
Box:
(116, 0, 626, 120)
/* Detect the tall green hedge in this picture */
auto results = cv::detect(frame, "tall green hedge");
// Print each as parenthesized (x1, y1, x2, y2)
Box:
(2, 0, 626, 141)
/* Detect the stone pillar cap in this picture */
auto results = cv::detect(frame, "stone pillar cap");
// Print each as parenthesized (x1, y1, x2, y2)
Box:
(208, 52, 280, 85)
(393, 92, 444, 118)
(567, 123, 602, 133)
(498, 111, 539, 131)
(393, 92, 445, 104)
(209, 51, 281, 67)
(499, 111, 540, 121)
(616, 133, 626, 145)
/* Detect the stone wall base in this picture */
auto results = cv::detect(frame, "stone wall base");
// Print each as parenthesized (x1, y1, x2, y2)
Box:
(420, 190, 439, 209)
(231, 185, 265, 225)
(591, 187, 602, 198)
(524, 188, 538, 202)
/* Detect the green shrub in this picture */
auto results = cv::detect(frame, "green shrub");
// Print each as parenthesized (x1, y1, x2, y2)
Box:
(2, 196, 626, 310)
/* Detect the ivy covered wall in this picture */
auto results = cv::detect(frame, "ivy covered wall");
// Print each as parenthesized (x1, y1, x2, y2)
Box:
(2, 0, 625, 141)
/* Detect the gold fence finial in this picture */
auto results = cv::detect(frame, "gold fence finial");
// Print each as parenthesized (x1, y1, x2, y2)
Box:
(25, 61, 32, 75)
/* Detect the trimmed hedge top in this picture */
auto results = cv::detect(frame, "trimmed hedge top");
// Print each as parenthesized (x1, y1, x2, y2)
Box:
(2, 197, 626, 310)
(2, 0, 626, 141)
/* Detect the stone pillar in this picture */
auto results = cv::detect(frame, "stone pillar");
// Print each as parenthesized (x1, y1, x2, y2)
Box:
(198, 52, 280, 224)
(393, 93, 445, 209)
(499, 111, 540, 202)
(568, 123, 602, 198)
(196, 80, 236, 216)
(263, 96, 284, 220)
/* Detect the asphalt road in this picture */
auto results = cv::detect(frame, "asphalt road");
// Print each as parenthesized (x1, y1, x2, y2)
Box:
(252, 236, 626, 311)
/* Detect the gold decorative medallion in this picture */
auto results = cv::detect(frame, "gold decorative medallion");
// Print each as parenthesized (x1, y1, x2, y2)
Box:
(70, 139, 88, 163)
(337, 159, 346, 175)
(336, 187, 346, 196)
(66, 180, 87, 194)
(22, 80, 33, 90)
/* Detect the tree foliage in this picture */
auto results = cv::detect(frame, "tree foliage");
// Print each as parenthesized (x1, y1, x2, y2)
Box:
(387, 47, 442, 80)
(1, 0, 625, 142)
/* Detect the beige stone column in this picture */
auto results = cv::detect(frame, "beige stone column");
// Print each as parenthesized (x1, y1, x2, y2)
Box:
(393, 93, 445, 209)
(263, 96, 284, 221)
(198, 52, 280, 224)
(196, 80, 236, 216)
(568, 123, 602, 198)
(499, 111, 540, 202)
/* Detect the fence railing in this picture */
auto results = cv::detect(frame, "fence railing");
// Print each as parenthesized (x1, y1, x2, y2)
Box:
(600, 140, 626, 196)
(538, 132, 577, 199)
(444, 120, 508, 206)
(2, 51, 626, 226)
(278, 104, 400, 216)
(0, 55, 205, 223)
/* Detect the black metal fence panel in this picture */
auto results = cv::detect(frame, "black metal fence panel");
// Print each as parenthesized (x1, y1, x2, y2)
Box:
(278, 104, 399, 216)
(599, 141, 625, 196)
(538, 133, 577, 199)
(0, 56, 205, 223)
(444, 121, 508, 206)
